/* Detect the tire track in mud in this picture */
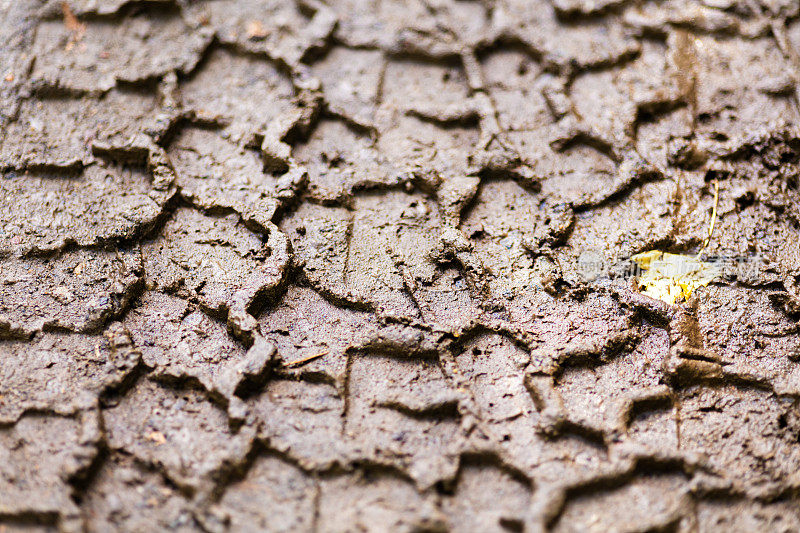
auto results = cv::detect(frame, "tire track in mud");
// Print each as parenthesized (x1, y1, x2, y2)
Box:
(2, 0, 800, 531)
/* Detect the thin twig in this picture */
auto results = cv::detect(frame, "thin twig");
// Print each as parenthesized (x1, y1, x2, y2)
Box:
(698, 179, 719, 257)
(283, 350, 328, 368)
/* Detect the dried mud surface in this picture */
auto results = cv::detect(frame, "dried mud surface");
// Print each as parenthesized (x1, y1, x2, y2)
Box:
(2, 0, 800, 531)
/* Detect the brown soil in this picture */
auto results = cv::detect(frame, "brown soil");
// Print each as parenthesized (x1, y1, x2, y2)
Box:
(2, 0, 800, 531)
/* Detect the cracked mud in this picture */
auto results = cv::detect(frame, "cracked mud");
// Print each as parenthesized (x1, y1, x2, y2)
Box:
(2, 0, 800, 531)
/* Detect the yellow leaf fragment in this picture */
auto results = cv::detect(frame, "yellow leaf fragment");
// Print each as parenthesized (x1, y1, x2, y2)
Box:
(246, 20, 267, 39)
(631, 251, 719, 305)
(631, 178, 721, 305)
(61, 2, 86, 51)
(145, 430, 167, 445)
(62, 2, 85, 33)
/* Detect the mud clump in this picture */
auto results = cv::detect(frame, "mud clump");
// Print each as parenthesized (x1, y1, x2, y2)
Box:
(2, 0, 800, 531)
